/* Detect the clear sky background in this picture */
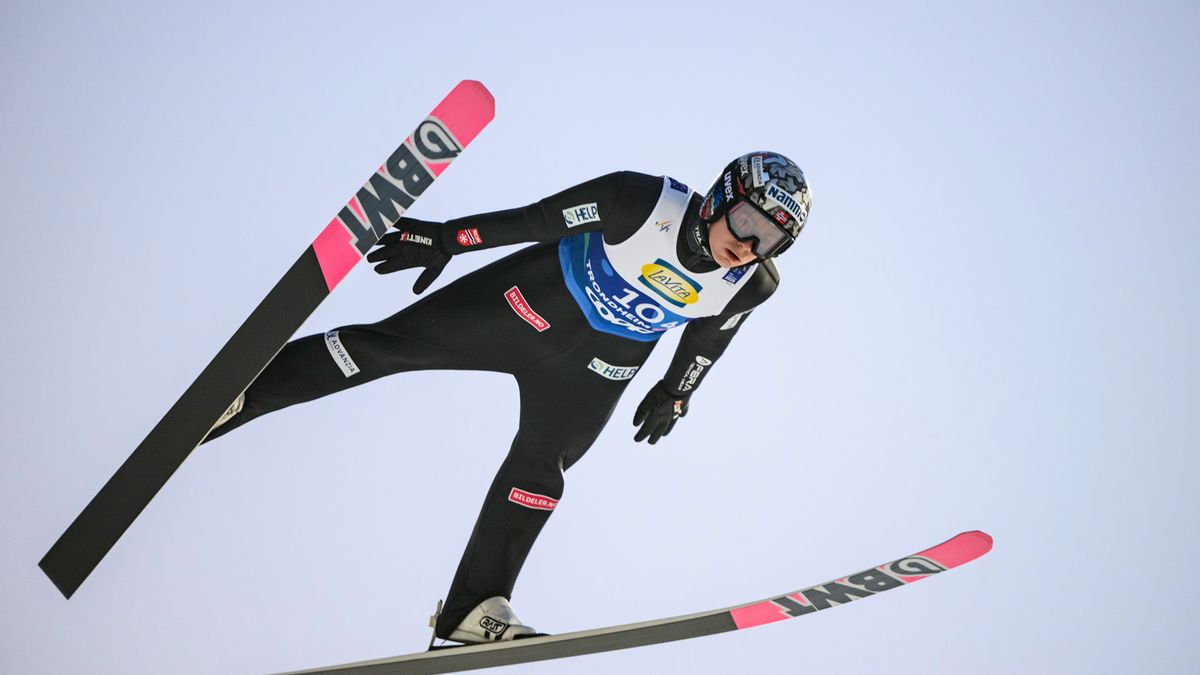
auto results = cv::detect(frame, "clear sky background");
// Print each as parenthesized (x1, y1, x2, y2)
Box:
(3, 2, 1198, 674)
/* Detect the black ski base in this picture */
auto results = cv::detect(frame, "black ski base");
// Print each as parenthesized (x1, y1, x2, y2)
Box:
(39, 247, 330, 598)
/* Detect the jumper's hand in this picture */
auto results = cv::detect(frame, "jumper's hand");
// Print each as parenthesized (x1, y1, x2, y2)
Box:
(367, 218, 451, 294)
(633, 381, 691, 445)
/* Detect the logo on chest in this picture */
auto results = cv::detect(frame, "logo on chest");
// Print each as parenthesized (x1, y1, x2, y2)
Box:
(637, 259, 702, 308)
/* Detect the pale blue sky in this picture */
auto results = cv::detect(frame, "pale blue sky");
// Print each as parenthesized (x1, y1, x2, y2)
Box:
(3, 2, 1198, 673)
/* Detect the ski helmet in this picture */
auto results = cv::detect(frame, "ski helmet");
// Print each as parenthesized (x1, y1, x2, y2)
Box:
(699, 151, 811, 259)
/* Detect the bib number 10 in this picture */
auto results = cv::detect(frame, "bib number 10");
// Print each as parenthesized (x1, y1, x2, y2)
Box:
(610, 287, 682, 330)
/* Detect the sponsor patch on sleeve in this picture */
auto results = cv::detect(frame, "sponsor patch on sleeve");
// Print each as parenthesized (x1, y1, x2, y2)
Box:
(677, 355, 711, 392)
(720, 311, 750, 330)
(508, 487, 558, 510)
(668, 177, 689, 193)
(456, 227, 483, 247)
(504, 286, 551, 332)
(563, 203, 600, 228)
(324, 330, 361, 377)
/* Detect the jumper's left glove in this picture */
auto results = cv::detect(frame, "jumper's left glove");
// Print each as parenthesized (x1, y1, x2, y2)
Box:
(633, 381, 691, 445)
(366, 218, 451, 294)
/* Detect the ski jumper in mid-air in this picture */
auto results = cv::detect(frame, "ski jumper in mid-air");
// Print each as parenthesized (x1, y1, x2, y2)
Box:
(204, 151, 812, 644)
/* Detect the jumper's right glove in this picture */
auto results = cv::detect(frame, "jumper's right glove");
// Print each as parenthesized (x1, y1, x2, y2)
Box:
(632, 381, 691, 445)
(366, 217, 451, 294)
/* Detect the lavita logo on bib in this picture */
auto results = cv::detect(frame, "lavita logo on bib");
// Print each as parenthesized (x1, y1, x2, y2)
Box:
(638, 259, 702, 308)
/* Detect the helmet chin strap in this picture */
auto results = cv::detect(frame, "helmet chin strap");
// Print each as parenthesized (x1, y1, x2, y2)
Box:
(678, 194, 730, 273)
(685, 211, 714, 261)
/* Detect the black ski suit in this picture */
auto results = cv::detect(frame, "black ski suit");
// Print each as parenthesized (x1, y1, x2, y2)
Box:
(204, 170, 779, 635)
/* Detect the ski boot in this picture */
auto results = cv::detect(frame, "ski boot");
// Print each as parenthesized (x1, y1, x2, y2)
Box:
(430, 596, 540, 645)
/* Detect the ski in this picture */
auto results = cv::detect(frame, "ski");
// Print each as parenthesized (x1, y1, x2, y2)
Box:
(278, 530, 992, 675)
(39, 80, 496, 599)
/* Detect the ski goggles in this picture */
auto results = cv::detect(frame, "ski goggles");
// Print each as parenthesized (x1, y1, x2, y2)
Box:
(726, 200, 794, 259)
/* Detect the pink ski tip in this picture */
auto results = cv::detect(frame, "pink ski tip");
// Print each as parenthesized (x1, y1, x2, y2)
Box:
(919, 530, 993, 569)
(455, 80, 495, 115)
(430, 80, 495, 148)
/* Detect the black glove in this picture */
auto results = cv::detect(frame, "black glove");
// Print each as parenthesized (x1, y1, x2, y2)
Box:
(633, 381, 691, 445)
(366, 218, 451, 294)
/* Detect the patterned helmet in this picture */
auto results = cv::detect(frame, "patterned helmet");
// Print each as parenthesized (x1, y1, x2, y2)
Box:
(699, 151, 811, 258)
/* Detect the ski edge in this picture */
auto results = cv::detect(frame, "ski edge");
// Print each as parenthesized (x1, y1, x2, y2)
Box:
(276, 530, 992, 675)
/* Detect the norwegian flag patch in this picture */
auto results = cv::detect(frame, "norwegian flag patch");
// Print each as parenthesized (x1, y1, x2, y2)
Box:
(456, 227, 484, 247)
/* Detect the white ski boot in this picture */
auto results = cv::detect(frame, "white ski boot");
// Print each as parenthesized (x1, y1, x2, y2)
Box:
(435, 596, 539, 644)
